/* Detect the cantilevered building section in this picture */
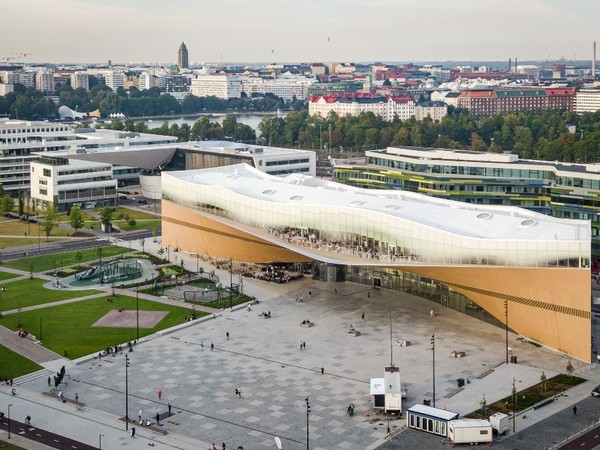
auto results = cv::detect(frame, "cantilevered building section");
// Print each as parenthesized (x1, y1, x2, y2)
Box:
(162, 164, 591, 361)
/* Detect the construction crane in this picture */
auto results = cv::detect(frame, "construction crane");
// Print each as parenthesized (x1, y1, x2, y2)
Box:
(0, 52, 30, 63)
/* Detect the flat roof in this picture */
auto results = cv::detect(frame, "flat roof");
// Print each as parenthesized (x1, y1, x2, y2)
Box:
(165, 164, 589, 242)
(191, 140, 313, 157)
(407, 404, 459, 420)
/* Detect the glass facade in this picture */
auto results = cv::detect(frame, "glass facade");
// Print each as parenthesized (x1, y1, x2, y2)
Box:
(162, 171, 589, 270)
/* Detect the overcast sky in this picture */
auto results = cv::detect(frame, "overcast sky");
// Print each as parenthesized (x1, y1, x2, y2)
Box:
(1, 0, 598, 65)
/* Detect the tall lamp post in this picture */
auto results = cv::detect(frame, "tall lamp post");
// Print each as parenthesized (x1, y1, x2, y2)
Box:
(136, 285, 139, 341)
(99, 433, 104, 450)
(512, 377, 516, 432)
(504, 300, 509, 364)
(305, 396, 311, 450)
(431, 334, 436, 407)
(125, 354, 130, 430)
(229, 257, 234, 309)
(7, 403, 12, 439)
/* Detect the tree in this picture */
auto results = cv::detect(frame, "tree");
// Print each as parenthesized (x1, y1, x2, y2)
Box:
(17, 189, 24, 218)
(40, 205, 59, 241)
(98, 206, 114, 237)
(69, 205, 85, 235)
(479, 393, 487, 416)
(468, 132, 487, 152)
(566, 360, 574, 378)
(0, 195, 14, 216)
(540, 371, 547, 392)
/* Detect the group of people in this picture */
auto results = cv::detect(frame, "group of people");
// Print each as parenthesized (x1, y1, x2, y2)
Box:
(234, 387, 242, 399)
(259, 311, 271, 318)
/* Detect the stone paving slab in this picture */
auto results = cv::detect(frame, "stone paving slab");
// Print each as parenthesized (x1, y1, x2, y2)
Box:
(14, 271, 589, 449)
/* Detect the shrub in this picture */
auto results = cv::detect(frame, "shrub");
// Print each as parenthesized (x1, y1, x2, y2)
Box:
(128, 219, 137, 226)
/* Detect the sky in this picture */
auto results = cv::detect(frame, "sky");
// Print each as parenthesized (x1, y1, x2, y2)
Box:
(1, 0, 599, 65)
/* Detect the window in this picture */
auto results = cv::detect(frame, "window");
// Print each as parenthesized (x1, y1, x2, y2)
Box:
(39, 188, 47, 195)
(43, 168, 51, 177)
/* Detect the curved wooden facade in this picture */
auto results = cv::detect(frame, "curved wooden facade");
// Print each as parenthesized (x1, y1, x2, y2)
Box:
(163, 200, 591, 362)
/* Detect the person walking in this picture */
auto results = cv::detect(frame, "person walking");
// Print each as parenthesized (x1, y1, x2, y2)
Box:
(131, 427, 136, 438)
(25, 415, 31, 426)
(573, 405, 578, 415)
(430, 309, 435, 317)
(139, 409, 142, 422)
(300, 340, 303, 351)
(222, 443, 226, 450)
(47, 376, 51, 387)
(361, 312, 365, 320)
(210, 343, 214, 351)
(303, 341, 306, 350)
(75, 393, 79, 402)
(168, 403, 172, 415)
(321, 367, 325, 375)
(226, 331, 230, 341)
(158, 389, 162, 400)
(156, 412, 160, 424)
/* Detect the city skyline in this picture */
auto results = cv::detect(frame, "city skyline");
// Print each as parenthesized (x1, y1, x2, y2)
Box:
(1, 0, 599, 65)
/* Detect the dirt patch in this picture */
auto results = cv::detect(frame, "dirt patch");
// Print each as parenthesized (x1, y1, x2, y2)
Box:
(92, 310, 168, 329)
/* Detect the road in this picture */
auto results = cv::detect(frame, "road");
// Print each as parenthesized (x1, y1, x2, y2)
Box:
(1, 229, 156, 261)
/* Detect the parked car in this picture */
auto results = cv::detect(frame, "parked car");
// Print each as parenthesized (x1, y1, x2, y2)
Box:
(138, 199, 148, 204)
(592, 385, 600, 397)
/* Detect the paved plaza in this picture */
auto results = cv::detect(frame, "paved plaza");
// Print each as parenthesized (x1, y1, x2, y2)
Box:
(1, 239, 600, 449)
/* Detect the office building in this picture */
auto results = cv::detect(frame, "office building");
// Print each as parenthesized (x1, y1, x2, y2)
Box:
(333, 145, 600, 261)
(161, 163, 591, 361)
(0, 120, 177, 194)
(190, 75, 242, 99)
(30, 155, 117, 211)
(575, 88, 600, 113)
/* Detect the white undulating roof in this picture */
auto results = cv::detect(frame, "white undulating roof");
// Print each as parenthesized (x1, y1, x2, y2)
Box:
(166, 164, 589, 243)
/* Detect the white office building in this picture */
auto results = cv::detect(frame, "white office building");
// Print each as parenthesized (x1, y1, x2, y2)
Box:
(241, 77, 315, 101)
(0, 120, 177, 194)
(190, 75, 242, 99)
(30, 156, 117, 212)
(575, 88, 600, 113)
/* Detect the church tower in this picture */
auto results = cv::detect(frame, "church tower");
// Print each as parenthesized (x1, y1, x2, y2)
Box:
(178, 42, 189, 70)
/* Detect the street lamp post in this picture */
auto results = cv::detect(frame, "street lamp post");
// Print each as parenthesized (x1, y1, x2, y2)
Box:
(99, 433, 104, 449)
(136, 285, 139, 341)
(504, 300, 509, 364)
(125, 354, 130, 430)
(39, 317, 43, 344)
(7, 403, 12, 439)
(230, 257, 233, 309)
(305, 396, 311, 450)
(512, 377, 516, 432)
(431, 334, 436, 407)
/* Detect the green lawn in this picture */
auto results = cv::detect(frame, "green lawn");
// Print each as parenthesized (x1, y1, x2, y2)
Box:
(0, 271, 18, 282)
(115, 219, 161, 232)
(114, 207, 156, 220)
(0, 296, 200, 359)
(0, 278, 101, 312)
(0, 344, 42, 380)
(2, 245, 131, 272)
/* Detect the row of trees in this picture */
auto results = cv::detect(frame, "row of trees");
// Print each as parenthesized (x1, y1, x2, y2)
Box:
(0, 83, 300, 120)
(255, 108, 600, 163)
(105, 115, 257, 143)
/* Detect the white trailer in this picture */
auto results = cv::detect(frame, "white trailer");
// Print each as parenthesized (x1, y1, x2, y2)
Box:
(448, 419, 492, 446)
(489, 412, 509, 436)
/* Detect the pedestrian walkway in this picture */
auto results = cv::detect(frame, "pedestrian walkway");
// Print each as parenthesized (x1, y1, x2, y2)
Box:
(1, 237, 597, 449)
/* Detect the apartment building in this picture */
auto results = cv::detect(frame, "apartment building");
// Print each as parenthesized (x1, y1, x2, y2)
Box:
(190, 75, 242, 99)
(575, 88, 600, 113)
